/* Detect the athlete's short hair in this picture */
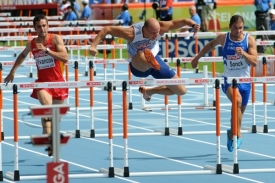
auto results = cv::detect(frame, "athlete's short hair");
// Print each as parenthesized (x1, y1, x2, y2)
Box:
(33, 14, 48, 27)
(229, 15, 244, 27)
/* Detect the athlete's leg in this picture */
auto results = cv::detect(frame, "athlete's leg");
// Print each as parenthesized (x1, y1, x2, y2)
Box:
(37, 89, 53, 134)
(142, 56, 186, 97)
(146, 74, 187, 96)
(225, 86, 243, 138)
(131, 51, 151, 72)
(131, 49, 160, 72)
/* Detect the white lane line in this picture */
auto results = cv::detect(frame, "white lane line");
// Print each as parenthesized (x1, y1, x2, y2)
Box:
(2, 142, 138, 183)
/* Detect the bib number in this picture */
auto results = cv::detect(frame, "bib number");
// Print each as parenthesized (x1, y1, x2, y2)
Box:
(36, 55, 55, 70)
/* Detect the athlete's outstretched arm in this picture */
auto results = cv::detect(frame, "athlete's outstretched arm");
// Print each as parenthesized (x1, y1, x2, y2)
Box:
(89, 26, 133, 56)
(191, 34, 225, 68)
(4, 42, 31, 84)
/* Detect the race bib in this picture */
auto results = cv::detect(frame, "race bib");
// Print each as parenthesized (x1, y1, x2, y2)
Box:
(35, 55, 55, 70)
(226, 55, 246, 71)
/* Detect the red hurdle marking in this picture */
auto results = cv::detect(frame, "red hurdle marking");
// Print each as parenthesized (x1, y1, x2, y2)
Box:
(31, 135, 70, 146)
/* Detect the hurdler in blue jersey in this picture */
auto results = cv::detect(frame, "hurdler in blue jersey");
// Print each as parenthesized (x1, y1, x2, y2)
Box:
(89, 18, 200, 101)
(191, 15, 258, 152)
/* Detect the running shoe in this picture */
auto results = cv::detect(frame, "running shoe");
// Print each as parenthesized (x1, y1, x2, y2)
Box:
(237, 137, 242, 149)
(227, 129, 233, 152)
(46, 146, 52, 157)
(144, 48, 161, 71)
(139, 86, 151, 102)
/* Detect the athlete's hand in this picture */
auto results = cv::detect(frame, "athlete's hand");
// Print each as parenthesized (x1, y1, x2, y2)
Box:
(4, 72, 15, 86)
(89, 46, 98, 56)
(35, 43, 47, 52)
(235, 47, 243, 56)
(193, 24, 200, 37)
(191, 57, 199, 68)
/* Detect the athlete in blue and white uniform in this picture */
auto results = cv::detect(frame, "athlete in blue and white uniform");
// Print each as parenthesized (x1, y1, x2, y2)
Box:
(191, 15, 257, 152)
(89, 18, 200, 101)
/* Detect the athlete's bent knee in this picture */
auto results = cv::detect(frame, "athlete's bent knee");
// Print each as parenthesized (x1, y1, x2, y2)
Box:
(175, 87, 187, 96)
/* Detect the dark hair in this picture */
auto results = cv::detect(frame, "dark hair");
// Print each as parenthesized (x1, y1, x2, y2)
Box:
(33, 14, 48, 26)
(229, 15, 244, 27)
(122, 4, 128, 11)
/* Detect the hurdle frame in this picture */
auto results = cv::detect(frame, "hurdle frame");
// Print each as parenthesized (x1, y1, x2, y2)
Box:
(205, 78, 275, 174)
(99, 79, 222, 177)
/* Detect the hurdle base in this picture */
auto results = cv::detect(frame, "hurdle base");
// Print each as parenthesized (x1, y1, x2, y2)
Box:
(169, 128, 182, 136)
(178, 127, 183, 135)
(263, 125, 268, 133)
(6, 172, 109, 180)
(29, 73, 33, 78)
(155, 128, 170, 136)
(221, 164, 239, 174)
(203, 164, 222, 174)
(241, 126, 264, 133)
(116, 167, 130, 177)
(252, 125, 257, 133)
(1, 132, 4, 140)
(0, 170, 3, 181)
(124, 167, 130, 177)
(85, 71, 88, 76)
(6, 170, 20, 181)
(90, 129, 95, 138)
(94, 71, 96, 76)
(244, 125, 268, 133)
(128, 102, 133, 110)
(99, 167, 115, 177)
(212, 100, 216, 107)
(75, 130, 80, 138)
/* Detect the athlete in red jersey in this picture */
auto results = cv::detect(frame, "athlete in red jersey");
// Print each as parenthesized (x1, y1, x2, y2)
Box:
(4, 14, 69, 156)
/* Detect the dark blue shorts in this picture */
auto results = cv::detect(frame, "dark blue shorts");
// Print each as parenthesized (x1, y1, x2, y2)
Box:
(129, 55, 175, 79)
(222, 77, 251, 106)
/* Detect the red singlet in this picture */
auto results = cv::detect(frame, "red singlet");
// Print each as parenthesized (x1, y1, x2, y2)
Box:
(30, 34, 68, 100)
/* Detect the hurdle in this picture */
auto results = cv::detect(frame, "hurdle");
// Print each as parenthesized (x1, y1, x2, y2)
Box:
(227, 76, 275, 134)
(140, 55, 275, 111)
(3, 88, 115, 181)
(0, 81, 125, 180)
(99, 79, 222, 177)
(0, 62, 132, 140)
(205, 77, 275, 174)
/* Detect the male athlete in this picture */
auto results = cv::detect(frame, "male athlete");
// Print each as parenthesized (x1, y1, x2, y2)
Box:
(191, 15, 258, 152)
(89, 17, 200, 101)
(4, 14, 69, 156)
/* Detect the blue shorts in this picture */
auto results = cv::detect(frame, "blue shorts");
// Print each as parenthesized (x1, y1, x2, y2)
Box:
(129, 55, 175, 79)
(222, 77, 251, 106)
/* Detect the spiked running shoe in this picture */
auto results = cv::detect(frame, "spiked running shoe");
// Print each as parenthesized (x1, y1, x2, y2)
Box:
(139, 86, 151, 102)
(237, 137, 242, 149)
(227, 129, 233, 152)
(144, 48, 161, 71)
